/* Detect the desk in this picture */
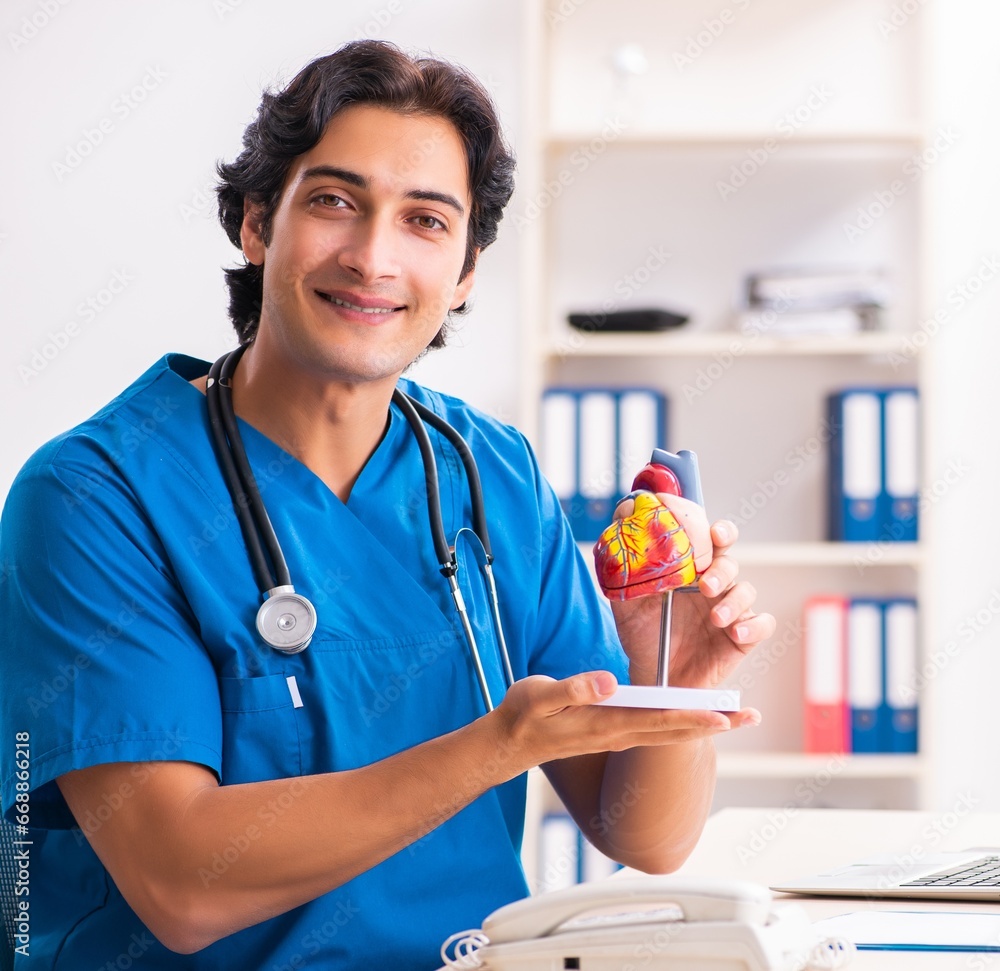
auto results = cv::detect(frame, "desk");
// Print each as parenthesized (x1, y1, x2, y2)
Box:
(665, 807, 1000, 969)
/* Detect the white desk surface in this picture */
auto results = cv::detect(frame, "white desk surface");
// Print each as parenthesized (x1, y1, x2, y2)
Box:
(666, 807, 1000, 969)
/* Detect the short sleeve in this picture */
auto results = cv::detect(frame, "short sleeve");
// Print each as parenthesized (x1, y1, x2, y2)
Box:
(0, 457, 223, 829)
(519, 441, 630, 685)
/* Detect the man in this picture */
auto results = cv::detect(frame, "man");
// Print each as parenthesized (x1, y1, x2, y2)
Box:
(0, 40, 773, 968)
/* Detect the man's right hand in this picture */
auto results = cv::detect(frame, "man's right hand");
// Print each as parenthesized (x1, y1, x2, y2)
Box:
(492, 671, 738, 768)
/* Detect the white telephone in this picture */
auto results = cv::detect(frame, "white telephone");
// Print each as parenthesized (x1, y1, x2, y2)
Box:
(439, 876, 854, 971)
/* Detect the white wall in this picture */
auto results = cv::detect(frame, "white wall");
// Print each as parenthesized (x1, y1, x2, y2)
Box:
(0, 0, 525, 495)
(922, 0, 1000, 811)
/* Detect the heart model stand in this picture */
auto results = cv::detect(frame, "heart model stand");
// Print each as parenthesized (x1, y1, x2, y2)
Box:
(592, 449, 741, 712)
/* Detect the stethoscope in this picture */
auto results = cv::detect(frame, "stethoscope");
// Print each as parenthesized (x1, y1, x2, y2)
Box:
(205, 345, 515, 711)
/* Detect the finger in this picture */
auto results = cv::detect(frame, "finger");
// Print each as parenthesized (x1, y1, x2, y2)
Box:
(709, 579, 757, 627)
(699, 554, 739, 599)
(658, 493, 712, 571)
(610, 707, 760, 748)
(710, 518, 738, 553)
(548, 670, 619, 710)
(602, 712, 736, 750)
(725, 707, 762, 729)
(728, 611, 777, 647)
(612, 496, 634, 520)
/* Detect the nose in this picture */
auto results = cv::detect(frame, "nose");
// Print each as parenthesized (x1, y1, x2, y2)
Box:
(336, 212, 402, 283)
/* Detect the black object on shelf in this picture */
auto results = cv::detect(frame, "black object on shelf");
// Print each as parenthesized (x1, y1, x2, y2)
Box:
(567, 308, 689, 333)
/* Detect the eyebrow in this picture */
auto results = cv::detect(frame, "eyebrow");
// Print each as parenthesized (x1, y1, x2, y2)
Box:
(299, 165, 466, 217)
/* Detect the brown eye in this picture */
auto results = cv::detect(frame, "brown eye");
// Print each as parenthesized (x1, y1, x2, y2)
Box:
(415, 214, 445, 231)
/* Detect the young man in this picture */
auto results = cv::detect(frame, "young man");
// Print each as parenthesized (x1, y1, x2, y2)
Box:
(0, 40, 773, 969)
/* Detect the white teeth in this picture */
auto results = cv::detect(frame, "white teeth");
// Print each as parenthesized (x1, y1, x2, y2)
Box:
(330, 295, 397, 314)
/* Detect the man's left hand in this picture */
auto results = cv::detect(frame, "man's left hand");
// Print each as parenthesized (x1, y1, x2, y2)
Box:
(604, 493, 775, 703)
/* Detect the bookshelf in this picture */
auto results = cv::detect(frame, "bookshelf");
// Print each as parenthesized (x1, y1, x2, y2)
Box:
(516, 0, 937, 883)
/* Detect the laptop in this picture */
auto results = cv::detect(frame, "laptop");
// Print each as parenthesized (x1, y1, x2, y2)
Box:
(771, 848, 1000, 900)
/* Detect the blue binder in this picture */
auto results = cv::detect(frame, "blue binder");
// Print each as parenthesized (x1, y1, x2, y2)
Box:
(847, 597, 919, 754)
(883, 598, 918, 753)
(827, 389, 883, 542)
(881, 388, 920, 542)
(847, 598, 885, 753)
(828, 387, 921, 543)
(540, 388, 668, 542)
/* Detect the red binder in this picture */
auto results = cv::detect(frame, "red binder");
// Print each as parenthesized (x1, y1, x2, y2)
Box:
(803, 596, 850, 753)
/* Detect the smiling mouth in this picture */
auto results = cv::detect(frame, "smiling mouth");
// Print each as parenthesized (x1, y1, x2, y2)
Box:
(316, 292, 404, 314)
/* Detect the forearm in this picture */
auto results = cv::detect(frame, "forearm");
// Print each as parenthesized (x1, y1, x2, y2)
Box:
(63, 711, 529, 953)
(597, 735, 716, 872)
(589, 653, 720, 872)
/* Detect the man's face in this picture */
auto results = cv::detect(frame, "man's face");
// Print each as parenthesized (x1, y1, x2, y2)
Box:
(241, 104, 476, 386)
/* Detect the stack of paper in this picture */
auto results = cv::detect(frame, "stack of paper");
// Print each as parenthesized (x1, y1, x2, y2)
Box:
(736, 266, 888, 337)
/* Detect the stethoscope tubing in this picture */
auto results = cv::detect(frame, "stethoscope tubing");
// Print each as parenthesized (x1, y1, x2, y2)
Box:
(205, 347, 515, 708)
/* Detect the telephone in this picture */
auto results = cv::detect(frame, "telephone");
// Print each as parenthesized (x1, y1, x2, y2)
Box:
(438, 876, 854, 971)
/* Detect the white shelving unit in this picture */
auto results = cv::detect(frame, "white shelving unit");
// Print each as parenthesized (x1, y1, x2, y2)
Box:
(516, 0, 936, 875)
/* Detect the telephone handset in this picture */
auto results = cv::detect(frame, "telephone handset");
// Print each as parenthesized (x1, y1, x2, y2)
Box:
(439, 876, 854, 971)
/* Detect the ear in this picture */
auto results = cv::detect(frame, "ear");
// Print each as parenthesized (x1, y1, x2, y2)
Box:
(451, 248, 481, 310)
(240, 199, 266, 266)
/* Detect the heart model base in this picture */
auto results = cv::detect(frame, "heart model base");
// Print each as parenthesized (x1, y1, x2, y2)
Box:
(594, 493, 697, 601)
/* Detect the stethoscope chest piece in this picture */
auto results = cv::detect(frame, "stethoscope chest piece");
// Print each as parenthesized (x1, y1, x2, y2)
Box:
(256, 585, 318, 654)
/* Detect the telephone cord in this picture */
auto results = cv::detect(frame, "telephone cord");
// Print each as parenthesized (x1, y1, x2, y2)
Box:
(440, 928, 488, 969)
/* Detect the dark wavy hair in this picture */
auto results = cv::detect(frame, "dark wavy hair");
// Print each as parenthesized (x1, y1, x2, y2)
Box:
(216, 40, 516, 346)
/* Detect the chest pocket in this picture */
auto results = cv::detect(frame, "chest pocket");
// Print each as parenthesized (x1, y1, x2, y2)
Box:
(218, 674, 302, 784)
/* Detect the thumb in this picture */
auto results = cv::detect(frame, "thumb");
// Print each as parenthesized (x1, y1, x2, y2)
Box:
(554, 670, 618, 709)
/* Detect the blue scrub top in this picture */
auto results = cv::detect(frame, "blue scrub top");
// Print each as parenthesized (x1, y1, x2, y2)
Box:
(0, 355, 628, 970)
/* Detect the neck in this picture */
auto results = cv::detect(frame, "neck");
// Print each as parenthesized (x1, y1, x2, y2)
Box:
(229, 343, 397, 503)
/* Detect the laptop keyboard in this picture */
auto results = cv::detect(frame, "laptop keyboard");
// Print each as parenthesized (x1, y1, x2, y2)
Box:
(902, 856, 1000, 887)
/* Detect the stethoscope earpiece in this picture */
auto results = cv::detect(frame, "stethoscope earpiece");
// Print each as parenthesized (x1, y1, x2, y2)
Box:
(256, 586, 318, 654)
